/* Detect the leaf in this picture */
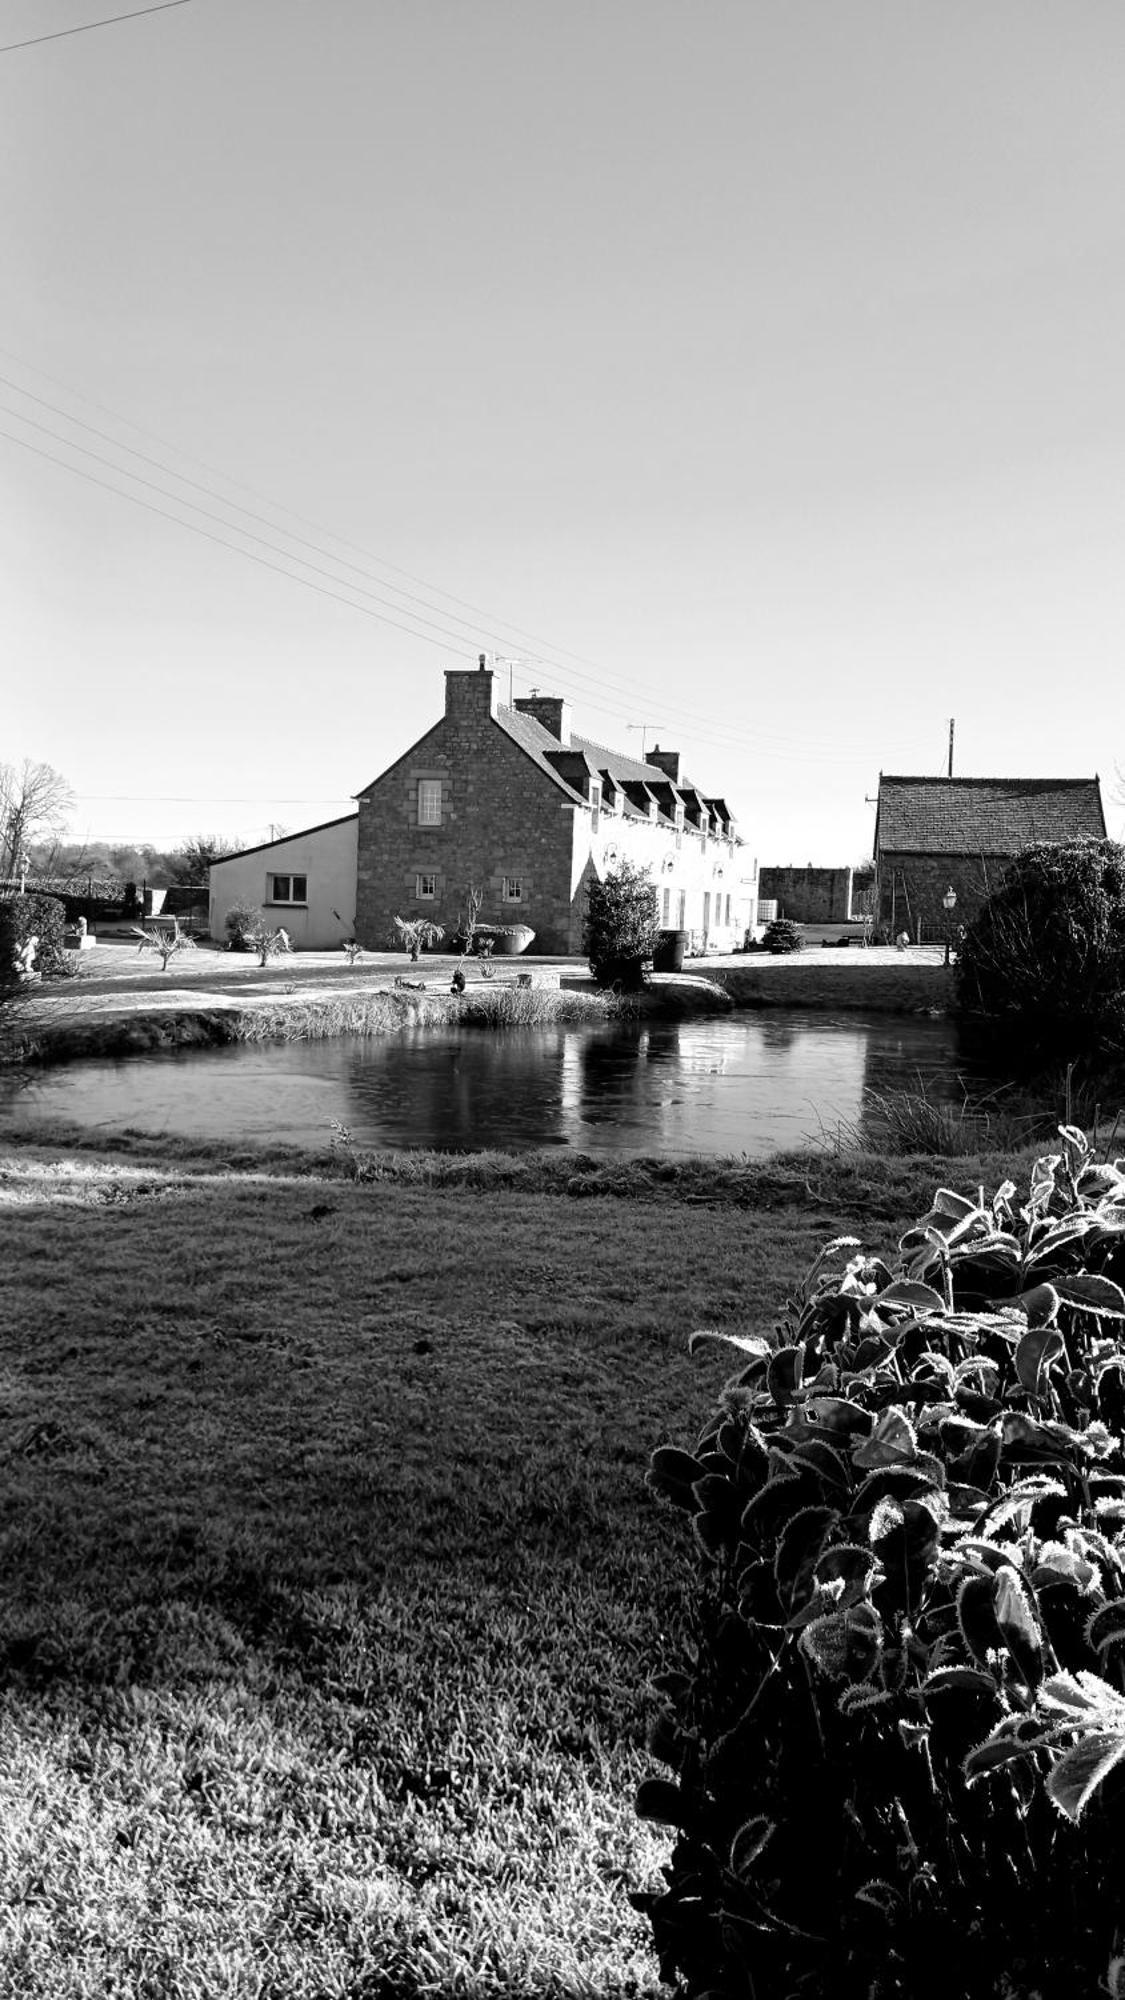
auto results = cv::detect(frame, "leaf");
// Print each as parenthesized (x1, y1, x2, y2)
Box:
(957, 1574, 1002, 1667)
(855, 1879, 903, 1921)
(1015, 1325, 1066, 1396)
(773, 1504, 839, 1610)
(1054, 1274, 1125, 1320)
(688, 1329, 772, 1359)
(647, 1446, 707, 1508)
(964, 1723, 1045, 1783)
(923, 1666, 999, 1697)
(1086, 1601, 1125, 1656)
(803, 1396, 873, 1438)
(1018, 1282, 1061, 1329)
(728, 1816, 774, 1877)
(635, 1778, 690, 1828)
(852, 1407, 917, 1470)
(800, 1600, 882, 1681)
(767, 1345, 804, 1404)
(993, 1566, 1044, 1690)
(1047, 1732, 1125, 1823)
(873, 1279, 948, 1316)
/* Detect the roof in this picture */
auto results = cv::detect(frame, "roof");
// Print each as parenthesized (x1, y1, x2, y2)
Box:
(208, 812, 357, 868)
(494, 707, 715, 811)
(874, 776, 1106, 857)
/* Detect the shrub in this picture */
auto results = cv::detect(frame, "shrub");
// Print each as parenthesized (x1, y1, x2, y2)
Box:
(224, 902, 261, 951)
(762, 916, 803, 954)
(391, 916, 445, 961)
(956, 838, 1125, 1064)
(583, 860, 660, 989)
(0, 891, 68, 978)
(636, 1126, 1125, 2000)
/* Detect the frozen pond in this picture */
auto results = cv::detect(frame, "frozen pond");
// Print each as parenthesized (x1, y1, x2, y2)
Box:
(1, 1009, 995, 1157)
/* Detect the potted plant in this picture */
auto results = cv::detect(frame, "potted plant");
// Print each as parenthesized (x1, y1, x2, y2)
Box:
(391, 916, 446, 963)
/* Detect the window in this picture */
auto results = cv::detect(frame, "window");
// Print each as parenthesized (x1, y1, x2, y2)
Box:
(415, 872, 437, 900)
(674, 802, 684, 850)
(589, 779, 601, 833)
(502, 876, 524, 903)
(417, 779, 442, 825)
(270, 874, 307, 903)
(662, 887, 670, 923)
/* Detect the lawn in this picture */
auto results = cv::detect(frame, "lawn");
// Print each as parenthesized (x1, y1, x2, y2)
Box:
(0, 1130, 1031, 1998)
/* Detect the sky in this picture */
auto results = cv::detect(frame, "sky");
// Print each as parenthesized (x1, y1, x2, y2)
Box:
(2, 0, 1124, 863)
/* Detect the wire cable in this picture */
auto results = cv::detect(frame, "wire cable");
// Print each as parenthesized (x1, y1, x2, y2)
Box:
(0, 1, 192, 55)
(0, 349, 859, 757)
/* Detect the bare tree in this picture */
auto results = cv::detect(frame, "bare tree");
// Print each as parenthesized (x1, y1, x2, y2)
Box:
(164, 833, 240, 885)
(0, 760, 76, 878)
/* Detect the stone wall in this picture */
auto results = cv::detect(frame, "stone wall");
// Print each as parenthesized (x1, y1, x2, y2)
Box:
(356, 665, 758, 956)
(876, 853, 1009, 943)
(709, 959, 955, 1013)
(758, 865, 855, 924)
(356, 668, 579, 952)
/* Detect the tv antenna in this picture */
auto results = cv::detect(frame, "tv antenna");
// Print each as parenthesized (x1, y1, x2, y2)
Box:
(627, 723, 654, 760)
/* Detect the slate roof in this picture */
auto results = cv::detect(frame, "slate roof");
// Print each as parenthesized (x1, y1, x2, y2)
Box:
(494, 707, 719, 817)
(875, 777, 1106, 857)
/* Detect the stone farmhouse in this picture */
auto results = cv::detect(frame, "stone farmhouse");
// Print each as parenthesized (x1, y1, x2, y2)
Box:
(873, 774, 1107, 945)
(208, 660, 756, 955)
(355, 660, 756, 955)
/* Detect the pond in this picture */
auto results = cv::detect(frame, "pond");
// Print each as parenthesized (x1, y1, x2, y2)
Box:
(1, 1010, 997, 1157)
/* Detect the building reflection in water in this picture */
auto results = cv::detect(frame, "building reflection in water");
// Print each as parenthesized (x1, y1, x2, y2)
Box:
(2, 1010, 994, 1158)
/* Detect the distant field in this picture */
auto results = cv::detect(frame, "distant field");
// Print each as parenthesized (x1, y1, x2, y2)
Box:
(0, 1133, 1024, 1997)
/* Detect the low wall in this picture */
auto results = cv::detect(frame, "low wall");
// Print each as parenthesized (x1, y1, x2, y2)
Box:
(709, 960, 955, 1014)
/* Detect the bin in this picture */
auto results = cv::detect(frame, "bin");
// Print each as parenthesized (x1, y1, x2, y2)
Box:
(653, 928, 689, 972)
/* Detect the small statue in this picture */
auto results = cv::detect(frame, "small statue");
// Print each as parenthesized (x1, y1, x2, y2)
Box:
(76, 916, 87, 938)
(450, 967, 466, 995)
(14, 935, 39, 979)
(895, 931, 910, 952)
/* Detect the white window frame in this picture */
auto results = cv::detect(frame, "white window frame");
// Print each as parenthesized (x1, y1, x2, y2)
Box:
(269, 873, 307, 904)
(501, 875, 524, 904)
(415, 872, 437, 900)
(417, 779, 442, 826)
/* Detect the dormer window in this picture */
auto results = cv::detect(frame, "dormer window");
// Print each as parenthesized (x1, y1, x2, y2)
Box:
(589, 779, 601, 833)
(674, 802, 684, 849)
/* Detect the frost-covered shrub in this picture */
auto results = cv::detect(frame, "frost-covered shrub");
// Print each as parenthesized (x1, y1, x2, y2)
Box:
(637, 1127, 1125, 2000)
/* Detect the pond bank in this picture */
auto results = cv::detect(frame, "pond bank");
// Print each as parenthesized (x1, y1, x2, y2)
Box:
(710, 958, 954, 1013)
(5, 944, 954, 1069)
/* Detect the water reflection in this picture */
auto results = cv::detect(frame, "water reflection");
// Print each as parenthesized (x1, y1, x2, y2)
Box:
(1, 1010, 994, 1158)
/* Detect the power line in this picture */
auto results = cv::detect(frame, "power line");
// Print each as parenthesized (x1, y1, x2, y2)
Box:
(0, 349, 859, 760)
(0, 377, 924, 774)
(0, 0, 192, 55)
(0, 424, 485, 656)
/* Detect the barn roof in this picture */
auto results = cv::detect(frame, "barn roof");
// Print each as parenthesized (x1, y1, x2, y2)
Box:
(874, 776, 1106, 857)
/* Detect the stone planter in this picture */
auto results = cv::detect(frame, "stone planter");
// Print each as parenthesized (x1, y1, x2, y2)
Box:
(489, 927, 535, 956)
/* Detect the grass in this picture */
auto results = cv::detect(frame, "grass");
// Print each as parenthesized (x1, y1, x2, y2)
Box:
(0, 1129, 1040, 1997)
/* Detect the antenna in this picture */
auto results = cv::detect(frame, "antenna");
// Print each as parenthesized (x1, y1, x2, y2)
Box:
(627, 723, 654, 760)
(948, 718, 955, 778)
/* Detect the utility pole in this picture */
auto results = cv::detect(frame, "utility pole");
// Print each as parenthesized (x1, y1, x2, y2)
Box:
(948, 718, 955, 778)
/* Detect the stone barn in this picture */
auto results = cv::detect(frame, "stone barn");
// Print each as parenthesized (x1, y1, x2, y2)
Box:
(873, 775, 1107, 946)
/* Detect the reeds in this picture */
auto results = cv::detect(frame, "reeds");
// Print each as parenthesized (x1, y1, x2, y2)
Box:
(455, 984, 614, 1027)
(819, 1078, 1049, 1159)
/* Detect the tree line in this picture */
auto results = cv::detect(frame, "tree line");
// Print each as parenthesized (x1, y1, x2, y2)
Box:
(1, 756, 240, 889)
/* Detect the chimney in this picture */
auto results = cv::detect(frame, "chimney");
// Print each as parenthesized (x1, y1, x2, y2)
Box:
(648, 744, 680, 782)
(513, 693, 571, 744)
(445, 664, 496, 720)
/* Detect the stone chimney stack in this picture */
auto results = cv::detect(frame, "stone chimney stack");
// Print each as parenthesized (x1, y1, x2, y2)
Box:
(513, 694, 571, 744)
(445, 664, 496, 720)
(648, 744, 681, 782)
